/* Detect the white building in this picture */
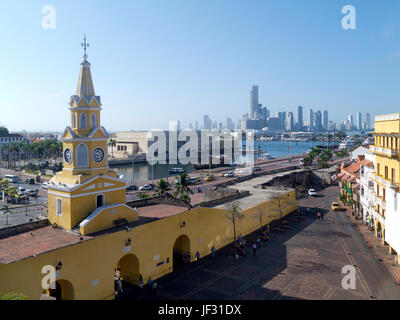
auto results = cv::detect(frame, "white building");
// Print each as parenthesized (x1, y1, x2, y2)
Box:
(359, 148, 375, 226)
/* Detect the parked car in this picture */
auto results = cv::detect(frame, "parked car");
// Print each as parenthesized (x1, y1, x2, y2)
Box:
(25, 178, 35, 185)
(41, 182, 49, 190)
(139, 184, 153, 191)
(253, 166, 261, 172)
(331, 202, 340, 211)
(308, 189, 317, 197)
(126, 184, 138, 191)
(25, 189, 38, 197)
(299, 159, 305, 166)
(18, 187, 26, 195)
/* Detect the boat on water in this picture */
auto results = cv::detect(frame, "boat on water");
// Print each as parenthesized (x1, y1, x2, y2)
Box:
(168, 167, 185, 174)
(257, 152, 272, 161)
(338, 139, 355, 150)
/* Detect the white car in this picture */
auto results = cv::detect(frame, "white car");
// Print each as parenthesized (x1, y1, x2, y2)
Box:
(224, 172, 234, 177)
(41, 182, 49, 190)
(139, 184, 153, 191)
(308, 189, 317, 197)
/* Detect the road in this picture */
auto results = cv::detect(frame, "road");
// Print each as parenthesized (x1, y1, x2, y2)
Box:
(125, 154, 345, 202)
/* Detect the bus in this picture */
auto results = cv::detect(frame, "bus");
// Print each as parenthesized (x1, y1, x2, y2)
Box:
(4, 175, 18, 183)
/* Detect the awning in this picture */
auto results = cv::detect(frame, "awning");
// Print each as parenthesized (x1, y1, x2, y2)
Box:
(340, 174, 350, 182)
(347, 176, 356, 183)
(353, 183, 360, 190)
(337, 172, 346, 178)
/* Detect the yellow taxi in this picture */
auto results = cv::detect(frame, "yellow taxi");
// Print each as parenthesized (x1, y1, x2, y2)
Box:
(204, 174, 215, 182)
(331, 202, 340, 211)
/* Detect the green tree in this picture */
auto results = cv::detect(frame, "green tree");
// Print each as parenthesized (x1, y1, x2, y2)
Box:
(137, 192, 150, 199)
(224, 201, 244, 256)
(268, 193, 297, 229)
(1, 205, 11, 226)
(0, 292, 27, 300)
(155, 179, 171, 196)
(108, 138, 116, 159)
(0, 127, 9, 135)
(173, 173, 194, 198)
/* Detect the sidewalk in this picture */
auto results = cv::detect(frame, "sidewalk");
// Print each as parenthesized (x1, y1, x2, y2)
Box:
(344, 210, 400, 285)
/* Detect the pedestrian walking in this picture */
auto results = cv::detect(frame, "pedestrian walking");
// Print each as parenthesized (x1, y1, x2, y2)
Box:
(139, 274, 143, 289)
(211, 245, 216, 258)
(317, 211, 322, 221)
(184, 251, 191, 264)
(252, 242, 257, 256)
(196, 250, 200, 263)
(114, 268, 123, 294)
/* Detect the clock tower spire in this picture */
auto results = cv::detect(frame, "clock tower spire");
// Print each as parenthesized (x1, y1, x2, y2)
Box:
(47, 37, 138, 233)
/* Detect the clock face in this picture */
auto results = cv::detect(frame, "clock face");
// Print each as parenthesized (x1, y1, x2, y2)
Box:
(92, 148, 105, 163)
(64, 148, 73, 164)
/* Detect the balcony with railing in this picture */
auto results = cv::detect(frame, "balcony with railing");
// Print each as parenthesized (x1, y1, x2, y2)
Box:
(375, 195, 386, 209)
(370, 145, 399, 158)
(372, 173, 399, 192)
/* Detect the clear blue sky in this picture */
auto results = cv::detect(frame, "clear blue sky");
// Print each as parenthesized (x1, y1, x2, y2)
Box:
(1, 0, 400, 132)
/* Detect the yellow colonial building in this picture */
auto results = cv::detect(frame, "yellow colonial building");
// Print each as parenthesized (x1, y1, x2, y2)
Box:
(0, 43, 297, 300)
(370, 113, 400, 256)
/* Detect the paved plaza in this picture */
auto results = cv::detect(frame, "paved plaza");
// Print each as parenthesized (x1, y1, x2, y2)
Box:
(117, 185, 400, 300)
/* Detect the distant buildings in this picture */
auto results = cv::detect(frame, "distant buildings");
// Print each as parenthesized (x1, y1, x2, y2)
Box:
(188, 87, 373, 133)
(250, 85, 258, 119)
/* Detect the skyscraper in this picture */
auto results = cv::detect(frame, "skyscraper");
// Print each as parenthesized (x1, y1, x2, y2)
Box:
(309, 109, 314, 131)
(203, 115, 211, 129)
(297, 106, 303, 131)
(314, 111, 322, 132)
(357, 112, 362, 130)
(278, 112, 286, 130)
(323, 110, 328, 130)
(348, 114, 354, 130)
(286, 112, 294, 131)
(250, 85, 258, 119)
(365, 113, 371, 130)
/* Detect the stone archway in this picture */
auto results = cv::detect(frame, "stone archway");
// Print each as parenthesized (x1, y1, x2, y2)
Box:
(115, 253, 140, 286)
(173, 235, 190, 270)
(47, 279, 74, 300)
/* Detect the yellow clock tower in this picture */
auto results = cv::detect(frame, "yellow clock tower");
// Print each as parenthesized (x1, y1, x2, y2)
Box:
(47, 36, 138, 234)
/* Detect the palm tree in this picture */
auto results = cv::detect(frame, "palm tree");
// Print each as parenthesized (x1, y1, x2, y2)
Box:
(173, 173, 193, 198)
(137, 192, 150, 199)
(155, 179, 171, 196)
(108, 138, 116, 159)
(1, 205, 11, 226)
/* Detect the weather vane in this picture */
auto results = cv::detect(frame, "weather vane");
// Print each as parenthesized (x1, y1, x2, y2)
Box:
(81, 33, 89, 60)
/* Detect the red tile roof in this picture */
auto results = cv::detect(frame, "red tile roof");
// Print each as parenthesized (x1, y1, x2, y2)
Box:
(0, 226, 93, 264)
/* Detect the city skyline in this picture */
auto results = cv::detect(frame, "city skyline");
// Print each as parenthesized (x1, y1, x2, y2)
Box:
(1, 1, 400, 132)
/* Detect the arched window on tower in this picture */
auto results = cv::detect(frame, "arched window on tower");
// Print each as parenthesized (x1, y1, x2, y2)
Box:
(80, 113, 87, 129)
(72, 113, 76, 128)
(90, 113, 96, 128)
(76, 144, 89, 167)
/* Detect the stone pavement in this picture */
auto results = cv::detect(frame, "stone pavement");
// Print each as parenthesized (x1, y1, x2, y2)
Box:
(117, 185, 400, 300)
(345, 210, 400, 285)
